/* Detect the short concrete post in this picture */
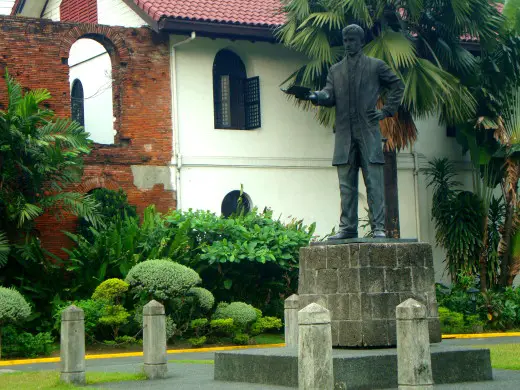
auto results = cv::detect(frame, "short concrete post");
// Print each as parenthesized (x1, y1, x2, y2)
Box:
(143, 300, 167, 379)
(396, 299, 433, 389)
(298, 303, 334, 390)
(284, 294, 299, 347)
(60, 305, 85, 385)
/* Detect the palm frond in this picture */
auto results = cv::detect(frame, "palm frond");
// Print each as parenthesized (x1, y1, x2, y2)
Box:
(17, 203, 43, 227)
(340, 0, 372, 27)
(301, 11, 346, 30)
(364, 30, 417, 74)
(44, 192, 101, 228)
(404, 58, 476, 123)
(0, 230, 10, 267)
(5, 69, 22, 116)
(503, 88, 520, 145)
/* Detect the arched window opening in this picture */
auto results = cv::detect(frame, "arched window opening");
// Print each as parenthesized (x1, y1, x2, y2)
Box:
(71, 79, 84, 127)
(69, 38, 115, 145)
(213, 50, 261, 130)
(221, 190, 253, 217)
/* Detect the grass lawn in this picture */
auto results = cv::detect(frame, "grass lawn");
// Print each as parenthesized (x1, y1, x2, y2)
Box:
(0, 371, 146, 389)
(480, 344, 520, 370)
(252, 333, 284, 345)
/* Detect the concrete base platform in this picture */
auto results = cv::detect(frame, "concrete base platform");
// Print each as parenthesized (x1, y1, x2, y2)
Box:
(214, 345, 492, 389)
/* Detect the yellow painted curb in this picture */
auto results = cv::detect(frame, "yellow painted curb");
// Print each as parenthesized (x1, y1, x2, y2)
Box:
(0, 343, 286, 367)
(442, 332, 520, 339)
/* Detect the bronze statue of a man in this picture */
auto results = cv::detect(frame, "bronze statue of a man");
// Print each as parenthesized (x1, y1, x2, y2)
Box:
(302, 24, 404, 239)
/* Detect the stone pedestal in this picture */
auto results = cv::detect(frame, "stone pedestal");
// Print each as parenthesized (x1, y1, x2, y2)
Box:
(298, 242, 441, 347)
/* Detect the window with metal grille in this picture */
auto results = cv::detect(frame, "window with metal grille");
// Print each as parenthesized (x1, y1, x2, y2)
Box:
(71, 79, 85, 127)
(60, 0, 97, 23)
(213, 50, 261, 130)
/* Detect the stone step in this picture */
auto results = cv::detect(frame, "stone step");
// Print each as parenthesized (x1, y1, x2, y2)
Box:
(214, 345, 492, 389)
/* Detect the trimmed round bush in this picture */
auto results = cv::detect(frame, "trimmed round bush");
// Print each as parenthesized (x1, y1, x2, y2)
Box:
(188, 287, 215, 311)
(0, 287, 31, 325)
(125, 259, 201, 301)
(92, 278, 129, 302)
(213, 301, 258, 327)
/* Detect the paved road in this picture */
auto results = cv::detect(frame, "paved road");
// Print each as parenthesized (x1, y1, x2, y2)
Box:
(2, 337, 520, 389)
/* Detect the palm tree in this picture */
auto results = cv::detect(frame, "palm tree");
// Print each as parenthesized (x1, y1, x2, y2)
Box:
(276, 0, 502, 236)
(0, 70, 100, 266)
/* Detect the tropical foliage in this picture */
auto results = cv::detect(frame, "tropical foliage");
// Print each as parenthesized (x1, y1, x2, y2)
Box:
(0, 70, 100, 268)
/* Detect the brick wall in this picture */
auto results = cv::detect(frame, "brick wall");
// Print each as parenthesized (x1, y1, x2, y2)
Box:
(0, 16, 176, 257)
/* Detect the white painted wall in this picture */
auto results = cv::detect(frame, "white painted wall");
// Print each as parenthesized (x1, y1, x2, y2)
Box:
(42, 0, 60, 20)
(97, 0, 147, 27)
(69, 38, 115, 144)
(172, 36, 474, 282)
(0, 0, 14, 15)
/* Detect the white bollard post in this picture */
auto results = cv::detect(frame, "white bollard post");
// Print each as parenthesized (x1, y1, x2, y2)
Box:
(396, 299, 433, 390)
(143, 300, 168, 379)
(284, 294, 299, 347)
(60, 305, 85, 385)
(298, 303, 334, 390)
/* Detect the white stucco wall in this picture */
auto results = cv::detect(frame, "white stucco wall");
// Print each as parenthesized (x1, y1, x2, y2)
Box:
(42, 0, 60, 20)
(172, 36, 474, 283)
(69, 38, 115, 144)
(97, 0, 147, 27)
(0, 0, 14, 15)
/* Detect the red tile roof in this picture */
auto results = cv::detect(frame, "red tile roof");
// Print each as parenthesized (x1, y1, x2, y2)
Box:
(133, 0, 286, 26)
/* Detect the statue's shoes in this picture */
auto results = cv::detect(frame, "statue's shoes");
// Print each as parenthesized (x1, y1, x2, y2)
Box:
(373, 230, 386, 238)
(328, 231, 358, 240)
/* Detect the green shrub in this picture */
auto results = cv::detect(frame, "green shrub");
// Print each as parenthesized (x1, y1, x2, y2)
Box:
(125, 259, 201, 301)
(438, 307, 485, 334)
(92, 279, 129, 302)
(0, 287, 31, 326)
(213, 302, 258, 329)
(188, 287, 214, 312)
(0, 325, 54, 358)
(250, 316, 283, 336)
(233, 333, 250, 345)
(188, 336, 207, 347)
(210, 318, 235, 336)
(77, 188, 137, 241)
(115, 335, 139, 344)
(54, 300, 104, 342)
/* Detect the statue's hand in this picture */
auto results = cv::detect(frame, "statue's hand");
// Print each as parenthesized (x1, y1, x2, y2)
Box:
(367, 109, 387, 122)
(307, 92, 319, 105)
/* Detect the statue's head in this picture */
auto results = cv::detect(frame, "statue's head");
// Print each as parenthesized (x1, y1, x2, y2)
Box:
(342, 24, 364, 56)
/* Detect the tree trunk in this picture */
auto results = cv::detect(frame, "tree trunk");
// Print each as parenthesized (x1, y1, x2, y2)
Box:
(479, 215, 489, 293)
(384, 148, 400, 238)
(500, 200, 514, 287)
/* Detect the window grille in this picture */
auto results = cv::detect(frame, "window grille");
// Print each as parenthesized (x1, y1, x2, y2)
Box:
(71, 79, 85, 127)
(213, 50, 261, 130)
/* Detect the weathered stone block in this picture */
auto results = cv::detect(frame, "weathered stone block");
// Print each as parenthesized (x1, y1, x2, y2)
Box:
(412, 267, 434, 293)
(349, 294, 362, 320)
(360, 268, 385, 293)
(369, 244, 397, 268)
(362, 320, 388, 346)
(349, 244, 360, 267)
(328, 294, 349, 321)
(385, 268, 412, 292)
(316, 269, 338, 294)
(371, 293, 401, 319)
(339, 321, 362, 346)
(338, 268, 360, 293)
(306, 246, 327, 269)
(327, 245, 348, 268)
(298, 269, 317, 294)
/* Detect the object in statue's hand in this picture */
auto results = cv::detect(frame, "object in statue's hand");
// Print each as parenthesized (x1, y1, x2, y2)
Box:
(281, 85, 312, 100)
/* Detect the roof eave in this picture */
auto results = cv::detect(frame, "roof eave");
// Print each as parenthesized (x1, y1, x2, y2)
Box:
(157, 17, 279, 42)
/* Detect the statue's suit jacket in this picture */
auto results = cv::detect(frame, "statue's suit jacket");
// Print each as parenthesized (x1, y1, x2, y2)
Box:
(316, 54, 404, 166)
